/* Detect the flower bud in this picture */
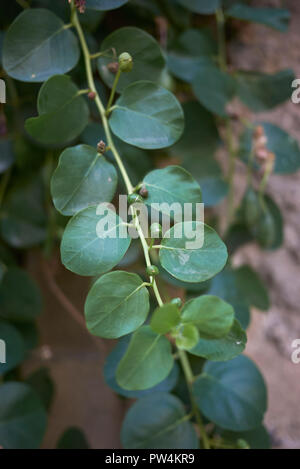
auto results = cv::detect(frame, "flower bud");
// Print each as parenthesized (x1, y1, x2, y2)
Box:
(107, 62, 119, 74)
(127, 193, 144, 205)
(139, 185, 148, 199)
(97, 140, 106, 154)
(146, 265, 159, 276)
(88, 91, 96, 100)
(150, 222, 162, 238)
(119, 52, 133, 72)
(171, 297, 182, 308)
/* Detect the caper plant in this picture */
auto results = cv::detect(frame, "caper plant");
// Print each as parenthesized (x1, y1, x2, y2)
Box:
(0, 0, 298, 449)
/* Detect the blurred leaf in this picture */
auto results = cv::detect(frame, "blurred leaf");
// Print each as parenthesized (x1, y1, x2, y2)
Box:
(0, 139, 14, 174)
(176, 0, 220, 14)
(121, 393, 199, 449)
(26, 367, 55, 411)
(226, 4, 290, 32)
(0, 267, 42, 322)
(86, 0, 128, 10)
(0, 382, 47, 449)
(56, 427, 90, 449)
(236, 69, 295, 111)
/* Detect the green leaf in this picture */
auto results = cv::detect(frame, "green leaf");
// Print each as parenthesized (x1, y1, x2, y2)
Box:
(61, 205, 131, 276)
(104, 336, 179, 398)
(226, 4, 290, 32)
(176, 0, 220, 14)
(26, 367, 54, 412)
(56, 427, 90, 449)
(0, 320, 25, 375)
(109, 81, 184, 149)
(85, 271, 149, 338)
(169, 101, 228, 207)
(235, 265, 269, 311)
(121, 393, 199, 449)
(192, 64, 236, 117)
(15, 322, 38, 352)
(116, 326, 173, 390)
(97, 27, 165, 92)
(167, 29, 216, 83)
(190, 319, 247, 361)
(3, 9, 79, 82)
(181, 295, 234, 339)
(0, 139, 15, 174)
(86, 0, 128, 10)
(25, 75, 89, 146)
(209, 267, 251, 329)
(143, 166, 202, 219)
(51, 144, 117, 216)
(175, 324, 199, 350)
(220, 425, 271, 449)
(236, 69, 295, 111)
(193, 355, 267, 431)
(159, 221, 228, 283)
(0, 267, 42, 322)
(150, 303, 181, 335)
(0, 176, 47, 248)
(240, 122, 300, 174)
(0, 382, 47, 449)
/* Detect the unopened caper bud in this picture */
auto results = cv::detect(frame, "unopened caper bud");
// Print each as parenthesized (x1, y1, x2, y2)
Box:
(119, 52, 133, 72)
(127, 193, 144, 205)
(146, 265, 159, 276)
(150, 222, 162, 238)
(139, 185, 148, 198)
(171, 297, 182, 308)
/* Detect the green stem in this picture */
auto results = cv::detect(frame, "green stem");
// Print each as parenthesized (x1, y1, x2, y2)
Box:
(178, 349, 210, 449)
(71, 6, 209, 448)
(106, 67, 121, 113)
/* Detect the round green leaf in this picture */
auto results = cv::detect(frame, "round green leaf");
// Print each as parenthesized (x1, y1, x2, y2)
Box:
(226, 4, 290, 32)
(104, 336, 179, 399)
(150, 303, 181, 335)
(220, 425, 271, 449)
(25, 75, 89, 146)
(159, 221, 228, 283)
(3, 9, 79, 82)
(25, 367, 54, 412)
(0, 177, 47, 249)
(121, 393, 199, 449)
(0, 382, 47, 449)
(51, 144, 117, 216)
(176, 0, 220, 14)
(0, 321, 25, 375)
(175, 324, 199, 350)
(0, 139, 15, 174)
(192, 64, 236, 117)
(86, 0, 128, 10)
(181, 295, 234, 339)
(167, 29, 216, 83)
(143, 165, 202, 219)
(190, 319, 247, 361)
(0, 267, 42, 322)
(239, 122, 300, 174)
(193, 355, 267, 431)
(61, 205, 131, 276)
(116, 326, 173, 390)
(97, 27, 165, 91)
(236, 69, 295, 112)
(85, 271, 149, 338)
(235, 265, 269, 311)
(109, 81, 184, 149)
